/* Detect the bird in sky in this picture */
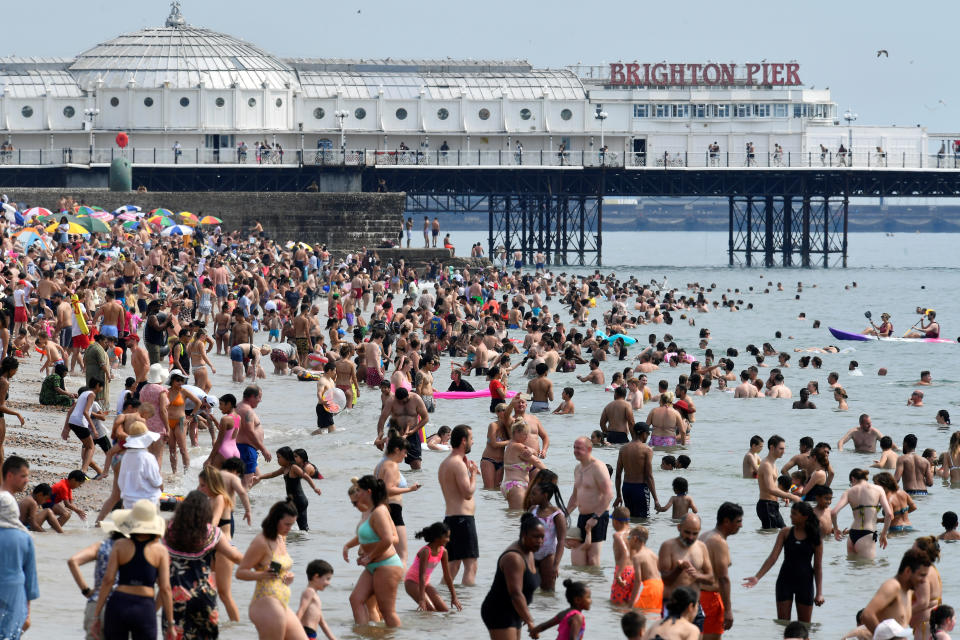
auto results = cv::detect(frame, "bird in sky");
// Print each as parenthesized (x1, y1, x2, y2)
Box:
(876, 49, 889, 57)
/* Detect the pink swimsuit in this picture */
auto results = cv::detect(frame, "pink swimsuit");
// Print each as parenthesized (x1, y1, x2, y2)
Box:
(405, 544, 443, 585)
(218, 414, 241, 460)
(557, 609, 585, 640)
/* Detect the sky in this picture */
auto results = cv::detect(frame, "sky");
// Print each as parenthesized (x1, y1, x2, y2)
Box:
(5, 1, 957, 133)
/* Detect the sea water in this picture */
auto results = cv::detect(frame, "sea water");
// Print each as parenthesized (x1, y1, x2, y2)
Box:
(30, 232, 960, 639)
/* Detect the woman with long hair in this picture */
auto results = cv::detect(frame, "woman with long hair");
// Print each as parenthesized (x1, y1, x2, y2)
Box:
(527, 481, 567, 591)
(912, 536, 944, 638)
(198, 465, 234, 529)
(640, 586, 700, 639)
(800, 446, 830, 502)
(374, 435, 422, 565)
(342, 475, 403, 628)
(830, 468, 893, 558)
(743, 501, 824, 623)
(163, 490, 243, 638)
(501, 421, 544, 509)
(939, 431, 960, 484)
(166, 370, 200, 472)
(236, 501, 305, 639)
(873, 471, 917, 533)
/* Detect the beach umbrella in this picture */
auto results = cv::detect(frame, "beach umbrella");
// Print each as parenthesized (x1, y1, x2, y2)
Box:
(44, 221, 89, 235)
(116, 212, 140, 222)
(23, 207, 52, 219)
(77, 216, 111, 233)
(12, 227, 45, 247)
(113, 205, 142, 216)
(76, 205, 98, 216)
(161, 224, 194, 236)
(122, 220, 141, 230)
(90, 211, 114, 221)
(147, 215, 175, 227)
(199, 215, 222, 225)
(177, 211, 199, 226)
(149, 208, 174, 218)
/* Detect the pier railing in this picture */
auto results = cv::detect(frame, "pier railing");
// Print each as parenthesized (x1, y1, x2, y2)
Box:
(0, 147, 956, 170)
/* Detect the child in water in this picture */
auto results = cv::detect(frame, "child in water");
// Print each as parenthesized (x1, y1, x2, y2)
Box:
(931, 605, 955, 640)
(552, 387, 575, 414)
(655, 477, 697, 519)
(940, 511, 960, 541)
(296, 560, 336, 640)
(529, 579, 591, 639)
(404, 522, 461, 612)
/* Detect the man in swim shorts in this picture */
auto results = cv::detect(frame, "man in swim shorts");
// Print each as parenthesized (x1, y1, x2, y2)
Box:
(756, 435, 800, 528)
(699, 502, 744, 639)
(614, 422, 659, 518)
(600, 387, 635, 445)
(438, 425, 480, 584)
(236, 386, 272, 488)
(526, 363, 553, 413)
(659, 514, 713, 632)
(894, 433, 933, 496)
(567, 437, 613, 566)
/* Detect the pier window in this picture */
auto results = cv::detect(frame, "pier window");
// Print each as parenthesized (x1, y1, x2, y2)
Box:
(215, 97, 225, 107)
(144, 97, 154, 107)
(632, 104, 648, 118)
(478, 108, 490, 120)
(520, 108, 532, 120)
(21, 106, 33, 118)
(396, 108, 407, 120)
(180, 97, 190, 107)
(671, 104, 690, 118)
(110, 97, 120, 107)
(437, 108, 449, 120)
(752, 104, 770, 117)
(63, 106, 75, 118)
(313, 107, 325, 119)
(561, 108, 573, 120)
(714, 104, 730, 118)
(276, 98, 283, 108)
(354, 107, 367, 120)
(773, 104, 788, 118)
(734, 104, 750, 118)
(693, 104, 707, 118)
(248, 98, 257, 107)
(654, 104, 668, 118)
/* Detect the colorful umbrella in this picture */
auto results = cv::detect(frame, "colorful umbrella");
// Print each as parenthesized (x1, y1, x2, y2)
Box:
(146, 215, 175, 227)
(12, 227, 43, 246)
(161, 224, 195, 236)
(113, 205, 142, 216)
(90, 211, 114, 221)
(23, 207, 52, 219)
(45, 221, 89, 235)
(199, 215, 223, 225)
(77, 216, 111, 233)
(122, 220, 141, 230)
(76, 206, 98, 216)
(177, 211, 199, 226)
(149, 208, 174, 218)
(116, 212, 140, 222)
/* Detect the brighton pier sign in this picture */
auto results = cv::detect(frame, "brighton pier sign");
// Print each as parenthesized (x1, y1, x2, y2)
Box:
(608, 62, 801, 87)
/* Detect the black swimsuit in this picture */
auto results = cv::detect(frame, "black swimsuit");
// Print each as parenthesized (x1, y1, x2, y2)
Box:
(775, 527, 818, 606)
(481, 549, 539, 629)
(284, 472, 310, 531)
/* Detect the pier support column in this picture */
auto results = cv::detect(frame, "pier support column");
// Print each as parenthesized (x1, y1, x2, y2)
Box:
(842, 196, 849, 268)
(764, 195, 775, 268)
(782, 196, 793, 267)
(801, 196, 811, 268)
(728, 197, 734, 266)
(745, 196, 754, 267)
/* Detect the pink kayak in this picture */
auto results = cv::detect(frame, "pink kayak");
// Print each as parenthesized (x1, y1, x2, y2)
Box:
(828, 327, 955, 344)
(434, 390, 520, 400)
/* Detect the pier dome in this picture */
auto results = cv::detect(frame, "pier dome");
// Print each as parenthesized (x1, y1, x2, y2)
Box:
(67, 2, 298, 91)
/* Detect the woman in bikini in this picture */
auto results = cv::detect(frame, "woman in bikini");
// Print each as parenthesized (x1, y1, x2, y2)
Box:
(166, 370, 201, 473)
(938, 431, 960, 485)
(502, 420, 544, 510)
(873, 471, 917, 533)
(481, 404, 511, 490)
(188, 329, 216, 392)
(830, 468, 893, 559)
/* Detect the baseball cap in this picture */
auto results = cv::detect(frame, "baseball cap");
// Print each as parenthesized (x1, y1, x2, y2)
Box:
(873, 619, 912, 640)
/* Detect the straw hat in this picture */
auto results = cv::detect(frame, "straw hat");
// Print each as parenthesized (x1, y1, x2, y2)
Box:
(146, 363, 167, 384)
(125, 421, 160, 449)
(101, 499, 166, 537)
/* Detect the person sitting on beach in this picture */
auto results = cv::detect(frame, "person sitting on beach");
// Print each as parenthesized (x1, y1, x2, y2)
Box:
(18, 483, 64, 532)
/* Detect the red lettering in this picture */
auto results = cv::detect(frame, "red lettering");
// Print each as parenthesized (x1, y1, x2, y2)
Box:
(786, 63, 801, 86)
(642, 64, 651, 85)
(746, 63, 761, 85)
(771, 63, 784, 85)
(703, 63, 720, 85)
(609, 63, 625, 85)
(720, 64, 735, 85)
(669, 63, 684, 85)
(626, 63, 641, 85)
(651, 63, 668, 84)
(762, 63, 770, 84)
(687, 63, 702, 85)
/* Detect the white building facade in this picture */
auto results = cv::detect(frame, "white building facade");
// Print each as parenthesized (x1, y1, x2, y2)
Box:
(0, 3, 936, 168)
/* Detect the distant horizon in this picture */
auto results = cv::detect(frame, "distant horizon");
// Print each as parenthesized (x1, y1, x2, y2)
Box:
(2, 1, 957, 134)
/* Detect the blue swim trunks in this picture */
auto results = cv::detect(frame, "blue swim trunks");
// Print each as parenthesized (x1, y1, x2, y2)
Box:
(230, 345, 245, 362)
(237, 443, 259, 474)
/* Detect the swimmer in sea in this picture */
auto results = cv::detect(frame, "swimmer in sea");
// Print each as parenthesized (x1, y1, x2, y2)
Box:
(830, 468, 892, 559)
(743, 435, 763, 479)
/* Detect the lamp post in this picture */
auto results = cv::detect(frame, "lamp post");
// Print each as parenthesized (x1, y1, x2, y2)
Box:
(594, 104, 608, 164)
(843, 108, 857, 166)
(83, 108, 99, 164)
(334, 109, 349, 162)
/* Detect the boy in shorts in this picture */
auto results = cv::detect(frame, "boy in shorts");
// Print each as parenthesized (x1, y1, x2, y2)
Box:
(297, 560, 336, 640)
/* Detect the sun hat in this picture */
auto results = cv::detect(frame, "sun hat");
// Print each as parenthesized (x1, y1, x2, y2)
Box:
(873, 619, 913, 640)
(124, 421, 160, 449)
(146, 363, 167, 384)
(167, 369, 187, 383)
(100, 499, 166, 537)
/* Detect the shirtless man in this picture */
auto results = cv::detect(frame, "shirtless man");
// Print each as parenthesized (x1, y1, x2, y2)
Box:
(743, 435, 763, 479)
(756, 435, 801, 528)
(334, 344, 358, 408)
(838, 414, 887, 453)
(658, 514, 714, 630)
(576, 359, 605, 385)
(506, 395, 549, 459)
(526, 363, 554, 413)
(893, 433, 934, 495)
(236, 386, 272, 488)
(292, 305, 313, 365)
(567, 437, 614, 566)
(614, 422, 659, 518)
(599, 387, 636, 444)
(438, 425, 480, 584)
(733, 370, 759, 398)
(646, 392, 685, 448)
(376, 387, 429, 470)
(364, 330, 386, 387)
(128, 335, 150, 384)
(415, 358, 438, 413)
(916, 370, 933, 386)
(861, 549, 932, 634)
(93, 291, 125, 341)
(700, 503, 744, 639)
(313, 362, 338, 435)
(766, 374, 792, 399)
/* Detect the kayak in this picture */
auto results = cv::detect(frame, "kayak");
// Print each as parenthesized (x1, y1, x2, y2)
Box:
(828, 327, 955, 344)
(434, 390, 519, 400)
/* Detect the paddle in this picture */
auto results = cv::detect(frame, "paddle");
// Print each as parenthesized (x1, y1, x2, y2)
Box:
(903, 316, 924, 338)
(864, 311, 881, 336)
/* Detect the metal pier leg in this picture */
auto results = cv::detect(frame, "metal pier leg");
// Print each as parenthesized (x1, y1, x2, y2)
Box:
(504, 196, 512, 262)
(823, 197, 830, 268)
(560, 197, 569, 265)
(519, 196, 527, 266)
(801, 196, 811, 268)
(728, 196, 734, 266)
(842, 196, 849, 268)
(487, 196, 494, 259)
(783, 196, 793, 267)
(765, 195, 775, 267)
(745, 196, 754, 267)
(578, 196, 586, 266)
(539, 197, 546, 264)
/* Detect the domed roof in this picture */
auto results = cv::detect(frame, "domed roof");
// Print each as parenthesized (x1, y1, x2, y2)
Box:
(68, 3, 298, 91)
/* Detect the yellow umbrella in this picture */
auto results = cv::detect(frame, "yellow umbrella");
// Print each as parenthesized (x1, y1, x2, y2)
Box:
(45, 221, 89, 235)
(177, 211, 199, 226)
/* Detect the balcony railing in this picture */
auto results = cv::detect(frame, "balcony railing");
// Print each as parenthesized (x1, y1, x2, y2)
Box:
(0, 147, 956, 170)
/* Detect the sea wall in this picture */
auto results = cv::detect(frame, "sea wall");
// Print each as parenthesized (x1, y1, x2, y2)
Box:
(7, 188, 404, 249)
